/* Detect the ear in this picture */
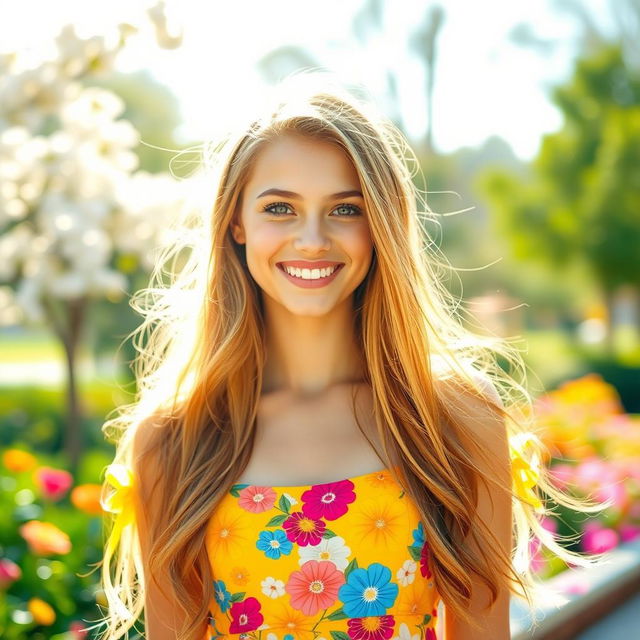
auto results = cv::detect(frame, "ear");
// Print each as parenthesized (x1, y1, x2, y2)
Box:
(230, 220, 245, 244)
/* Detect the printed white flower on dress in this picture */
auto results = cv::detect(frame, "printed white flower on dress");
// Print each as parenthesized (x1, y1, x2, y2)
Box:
(260, 576, 285, 599)
(396, 559, 417, 586)
(393, 622, 420, 640)
(298, 535, 351, 570)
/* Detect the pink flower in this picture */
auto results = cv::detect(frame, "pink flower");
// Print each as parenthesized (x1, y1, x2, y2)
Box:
(420, 542, 432, 579)
(69, 620, 89, 638)
(285, 559, 345, 615)
(582, 522, 619, 554)
(228, 597, 263, 634)
(347, 614, 395, 640)
(549, 464, 574, 490)
(425, 629, 438, 640)
(34, 467, 73, 501)
(620, 524, 640, 543)
(237, 486, 277, 513)
(0, 557, 21, 589)
(282, 511, 326, 546)
(301, 479, 356, 521)
(594, 482, 629, 513)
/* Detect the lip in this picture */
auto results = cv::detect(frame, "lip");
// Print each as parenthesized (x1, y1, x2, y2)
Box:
(277, 262, 344, 288)
(277, 260, 344, 269)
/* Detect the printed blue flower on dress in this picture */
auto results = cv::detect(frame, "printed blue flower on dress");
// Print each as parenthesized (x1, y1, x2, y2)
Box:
(213, 579, 231, 613)
(338, 562, 399, 617)
(411, 522, 425, 547)
(256, 528, 293, 559)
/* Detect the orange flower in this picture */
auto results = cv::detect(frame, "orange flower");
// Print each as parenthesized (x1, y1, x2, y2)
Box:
(71, 484, 103, 515)
(28, 597, 56, 625)
(19, 520, 72, 555)
(2, 449, 37, 472)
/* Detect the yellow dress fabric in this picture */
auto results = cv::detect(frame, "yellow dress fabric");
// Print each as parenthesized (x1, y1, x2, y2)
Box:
(204, 467, 440, 640)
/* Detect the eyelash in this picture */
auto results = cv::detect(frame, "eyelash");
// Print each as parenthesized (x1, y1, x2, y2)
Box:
(261, 201, 363, 217)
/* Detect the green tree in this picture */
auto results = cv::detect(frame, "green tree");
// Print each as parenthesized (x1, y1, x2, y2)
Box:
(478, 44, 640, 353)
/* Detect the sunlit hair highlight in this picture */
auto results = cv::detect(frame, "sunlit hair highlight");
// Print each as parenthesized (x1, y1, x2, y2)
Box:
(91, 70, 602, 640)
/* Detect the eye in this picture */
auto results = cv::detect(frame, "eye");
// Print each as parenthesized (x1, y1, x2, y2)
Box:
(261, 201, 363, 217)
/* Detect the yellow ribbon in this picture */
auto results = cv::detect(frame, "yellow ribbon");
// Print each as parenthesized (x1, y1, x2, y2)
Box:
(101, 463, 136, 552)
(100, 463, 136, 621)
(509, 433, 544, 513)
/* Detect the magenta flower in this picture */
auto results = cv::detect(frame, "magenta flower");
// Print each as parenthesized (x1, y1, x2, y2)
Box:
(620, 524, 640, 543)
(34, 467, 73, 501)
(228, 597, 263, 634)
(582, 522, 619, 554)
(0, 557, 21, 589)
(301, 479, 356, 521)
(420, 541, 433, 579)
(283, 511, 327, 546)
(346, 614, 395, 640)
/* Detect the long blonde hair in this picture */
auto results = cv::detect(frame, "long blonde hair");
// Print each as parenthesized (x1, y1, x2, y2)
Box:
(92, 71, 598, 640)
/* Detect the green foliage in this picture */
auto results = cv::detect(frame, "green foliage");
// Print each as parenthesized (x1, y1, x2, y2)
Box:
(0, 447, 113, 638)
(0, 381, 133, 455)
(478, 44, 640, 292)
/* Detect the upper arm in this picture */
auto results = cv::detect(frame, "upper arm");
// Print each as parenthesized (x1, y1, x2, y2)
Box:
(443, 372, 512, 640)
(133, 418, 195, 639)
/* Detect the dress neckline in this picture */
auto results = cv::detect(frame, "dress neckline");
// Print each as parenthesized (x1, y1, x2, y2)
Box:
(233, 466, 394, 491)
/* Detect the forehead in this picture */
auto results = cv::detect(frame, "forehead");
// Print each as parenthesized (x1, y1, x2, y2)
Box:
(244, 133, 362, 196)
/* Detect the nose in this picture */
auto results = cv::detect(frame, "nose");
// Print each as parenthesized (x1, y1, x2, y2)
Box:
(293, 216, 331, 253)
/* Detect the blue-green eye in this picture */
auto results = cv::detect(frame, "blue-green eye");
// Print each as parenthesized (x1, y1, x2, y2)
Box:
(261, 201, 362, 217)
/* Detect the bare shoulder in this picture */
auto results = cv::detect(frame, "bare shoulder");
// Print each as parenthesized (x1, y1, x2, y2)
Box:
(132, 413, 171, 502)
(435, 367, 508, 457)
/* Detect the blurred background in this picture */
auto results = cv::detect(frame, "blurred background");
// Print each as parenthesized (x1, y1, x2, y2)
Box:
(0, 1, 638, 638)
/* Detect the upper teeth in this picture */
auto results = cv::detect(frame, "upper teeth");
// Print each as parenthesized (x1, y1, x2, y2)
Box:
(282, 265, 339, 279)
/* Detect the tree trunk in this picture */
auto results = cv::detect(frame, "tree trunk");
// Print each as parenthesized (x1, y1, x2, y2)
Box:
(602, 287, 615, 358)
(42, 295, 88, 474)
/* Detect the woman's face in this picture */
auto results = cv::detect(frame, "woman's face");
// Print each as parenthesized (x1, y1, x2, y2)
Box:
(231, 133, 374, 318)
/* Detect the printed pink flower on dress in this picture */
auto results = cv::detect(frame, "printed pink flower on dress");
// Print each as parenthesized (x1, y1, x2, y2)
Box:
(238, 485, 277, 513)
(419, 542, 432, 579)
(283, 511, 327, 546)
(301, 479, 357, 520)
(347, 614, 395, 640)
(228, 596, 264, 634)
(285, 559, 345, 615)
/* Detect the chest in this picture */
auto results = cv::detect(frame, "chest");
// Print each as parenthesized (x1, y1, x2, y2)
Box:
(236, 383, 386, 486)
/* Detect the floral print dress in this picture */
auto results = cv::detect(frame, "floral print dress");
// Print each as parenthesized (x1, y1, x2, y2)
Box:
(204, 467, 440, 640)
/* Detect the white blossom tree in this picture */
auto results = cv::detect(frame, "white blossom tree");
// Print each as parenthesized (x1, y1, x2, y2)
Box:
(0, 3, 189, 471)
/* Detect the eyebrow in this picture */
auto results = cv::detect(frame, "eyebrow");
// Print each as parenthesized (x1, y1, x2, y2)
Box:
(256, 188, 364, 200)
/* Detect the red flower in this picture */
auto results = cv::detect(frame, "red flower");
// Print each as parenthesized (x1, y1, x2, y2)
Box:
(425, 628, 437, 639)
(228, 597, 263, 634)
(420, 542, 432, 579)
(301, 479, 356, 521)
(283, 511, 326, 546)
(346, 614, 395, 640)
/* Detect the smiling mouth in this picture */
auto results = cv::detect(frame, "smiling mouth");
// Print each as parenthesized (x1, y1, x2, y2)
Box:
(277, 263, 344, 280)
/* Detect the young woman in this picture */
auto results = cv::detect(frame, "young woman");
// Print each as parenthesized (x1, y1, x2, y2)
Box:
(94, 72, 591, 640)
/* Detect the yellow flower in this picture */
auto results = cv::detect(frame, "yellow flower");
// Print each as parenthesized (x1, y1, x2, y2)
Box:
(509, 433, 544, 513)
(28, 597, 56, 625)
(3, 449, 37, 472)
